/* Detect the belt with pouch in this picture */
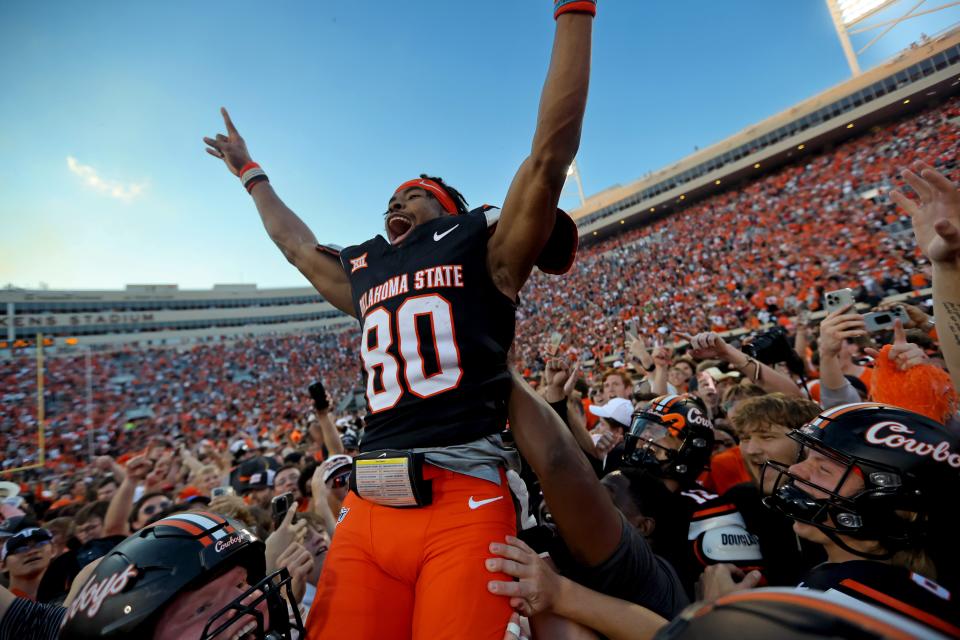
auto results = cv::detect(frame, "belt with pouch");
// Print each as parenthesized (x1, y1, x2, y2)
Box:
(349, 449, 433, 508)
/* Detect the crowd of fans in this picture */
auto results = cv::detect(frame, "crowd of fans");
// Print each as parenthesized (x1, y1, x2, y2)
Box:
(1, 332, 360, 475)
(1, 96, 960, 639)
(515, 95, 960, 369)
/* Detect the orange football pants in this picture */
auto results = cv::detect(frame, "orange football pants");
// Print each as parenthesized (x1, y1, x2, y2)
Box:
(305, 465, 517, 640)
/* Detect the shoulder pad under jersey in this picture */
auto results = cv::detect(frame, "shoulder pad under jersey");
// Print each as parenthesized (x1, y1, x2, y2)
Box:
(469, 204, 578, 275)
(468, 204, 501, 229)
(315, 243, 343, 258)
(694, 524, 763, 564)
(688, 504, 747, 540)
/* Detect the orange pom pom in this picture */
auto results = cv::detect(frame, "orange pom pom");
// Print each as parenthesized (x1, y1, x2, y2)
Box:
(870, 344, 957, 423)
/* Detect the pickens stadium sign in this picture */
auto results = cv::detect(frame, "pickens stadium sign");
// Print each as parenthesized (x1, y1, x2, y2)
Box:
(0, 313, 156, 328)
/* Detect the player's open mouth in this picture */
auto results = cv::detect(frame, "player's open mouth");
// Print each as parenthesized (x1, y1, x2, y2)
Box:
(387, 214, 415, 245)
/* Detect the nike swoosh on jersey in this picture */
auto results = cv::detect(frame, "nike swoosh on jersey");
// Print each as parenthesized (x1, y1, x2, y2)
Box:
(433, 225, 460, 241)
(468, 495, 504, 510)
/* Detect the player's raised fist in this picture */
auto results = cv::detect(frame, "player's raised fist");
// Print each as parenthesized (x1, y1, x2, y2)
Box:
(203, 107, 253, 177)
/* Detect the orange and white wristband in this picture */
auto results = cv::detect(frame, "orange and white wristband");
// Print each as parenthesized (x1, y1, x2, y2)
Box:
(239, 161, 269, 193)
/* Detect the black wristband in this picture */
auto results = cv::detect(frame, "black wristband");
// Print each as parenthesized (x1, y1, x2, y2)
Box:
(548, 399, 570, 426)
(244, 174, 269, 193)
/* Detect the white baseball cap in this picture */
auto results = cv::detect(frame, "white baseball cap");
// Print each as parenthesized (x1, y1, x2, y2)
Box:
(0, 482, 20, 500)
(703, 367, 740, 382)
(588, 397, 634, 429)
(321, 455, 354, 484)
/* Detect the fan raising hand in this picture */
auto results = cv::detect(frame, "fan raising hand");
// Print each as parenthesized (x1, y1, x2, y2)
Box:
(891, 161, 960, 266)
(864, 320, 928, 371)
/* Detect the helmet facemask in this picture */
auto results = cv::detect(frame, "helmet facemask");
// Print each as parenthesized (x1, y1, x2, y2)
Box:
(625, 410, 711, 483)
(762, 434, 921, 560)
(200, 567, 303, 640)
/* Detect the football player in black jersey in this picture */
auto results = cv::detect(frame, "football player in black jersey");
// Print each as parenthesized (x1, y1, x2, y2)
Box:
(204, 3, 596, 638)
(706, 402, 960, 637)
(625, 394, 768, 598)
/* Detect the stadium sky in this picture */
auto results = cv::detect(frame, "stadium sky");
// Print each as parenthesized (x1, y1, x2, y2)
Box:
(1, 1, 957, 290)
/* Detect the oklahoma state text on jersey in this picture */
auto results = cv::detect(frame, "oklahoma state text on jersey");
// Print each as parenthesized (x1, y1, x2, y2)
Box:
(339, 208, 516, 452)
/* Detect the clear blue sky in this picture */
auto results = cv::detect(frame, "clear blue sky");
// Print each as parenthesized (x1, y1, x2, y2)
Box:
(1, 1, 955, 290)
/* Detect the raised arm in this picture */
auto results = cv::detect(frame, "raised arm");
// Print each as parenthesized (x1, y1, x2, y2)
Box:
(816, 306, 867, 394)
(892, 161, 960, 391)
(650, 346, 672, 397)
(542, 359, 599, 458)
(0, 585, 13, 628)
(681, 332, 803, 398)
(310, 467, 338, 537)
(178, 445, 204, 475)
(487, 7, 594, 300)
(508, 371, 622, 567)
(309, 403, 345, 457)
(204, 108, 355, 316)
(104, 456, 151, 537)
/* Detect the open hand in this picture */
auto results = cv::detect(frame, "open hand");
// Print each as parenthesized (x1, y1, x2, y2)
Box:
(203, 107, 253, 177)
(486, 535, 564, 617)
(626, 332, 655, 369)
(891, 162, 960, 266)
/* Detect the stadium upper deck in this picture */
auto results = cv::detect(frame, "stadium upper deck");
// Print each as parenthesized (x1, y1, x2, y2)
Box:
(574, 27, 960, 239)
(0, 283, 352, 349)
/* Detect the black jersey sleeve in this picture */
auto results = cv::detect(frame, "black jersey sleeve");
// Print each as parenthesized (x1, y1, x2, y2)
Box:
(800, 561, 960, 637)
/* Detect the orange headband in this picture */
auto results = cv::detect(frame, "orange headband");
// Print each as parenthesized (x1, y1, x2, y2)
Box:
(394, 178, 458, 215)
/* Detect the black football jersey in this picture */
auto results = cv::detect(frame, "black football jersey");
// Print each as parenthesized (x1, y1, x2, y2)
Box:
(677, 486, 766, 598)
(721, 482, 825, 586)
(338, 209, 516, 451)
(800, 560, 959, 637)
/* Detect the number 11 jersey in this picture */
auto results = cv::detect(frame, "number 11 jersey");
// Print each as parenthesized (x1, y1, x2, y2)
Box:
(339, 208, 516, 452)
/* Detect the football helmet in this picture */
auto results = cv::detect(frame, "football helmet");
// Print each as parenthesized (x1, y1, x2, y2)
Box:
(655, 588, 946, 639)
(60, 511, 303, 639)
(624, 394, 715, 483)
(763, 403, 960, 557)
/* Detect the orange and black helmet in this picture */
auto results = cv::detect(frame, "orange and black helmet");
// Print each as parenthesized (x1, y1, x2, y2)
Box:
(655, 588, 942, 639)
(60, 511, 303, 639)
(763, 402, 960, 558)
(625, 394, 714, 484)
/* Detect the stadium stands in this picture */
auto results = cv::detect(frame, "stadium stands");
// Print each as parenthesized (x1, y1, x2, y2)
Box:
(514, 95, 960, 368)
(1, 331, 359, 473)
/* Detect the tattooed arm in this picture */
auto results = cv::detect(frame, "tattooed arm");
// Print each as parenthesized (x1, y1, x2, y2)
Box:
(934, 267, 960, 391)
(891, 161, 960, 391)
